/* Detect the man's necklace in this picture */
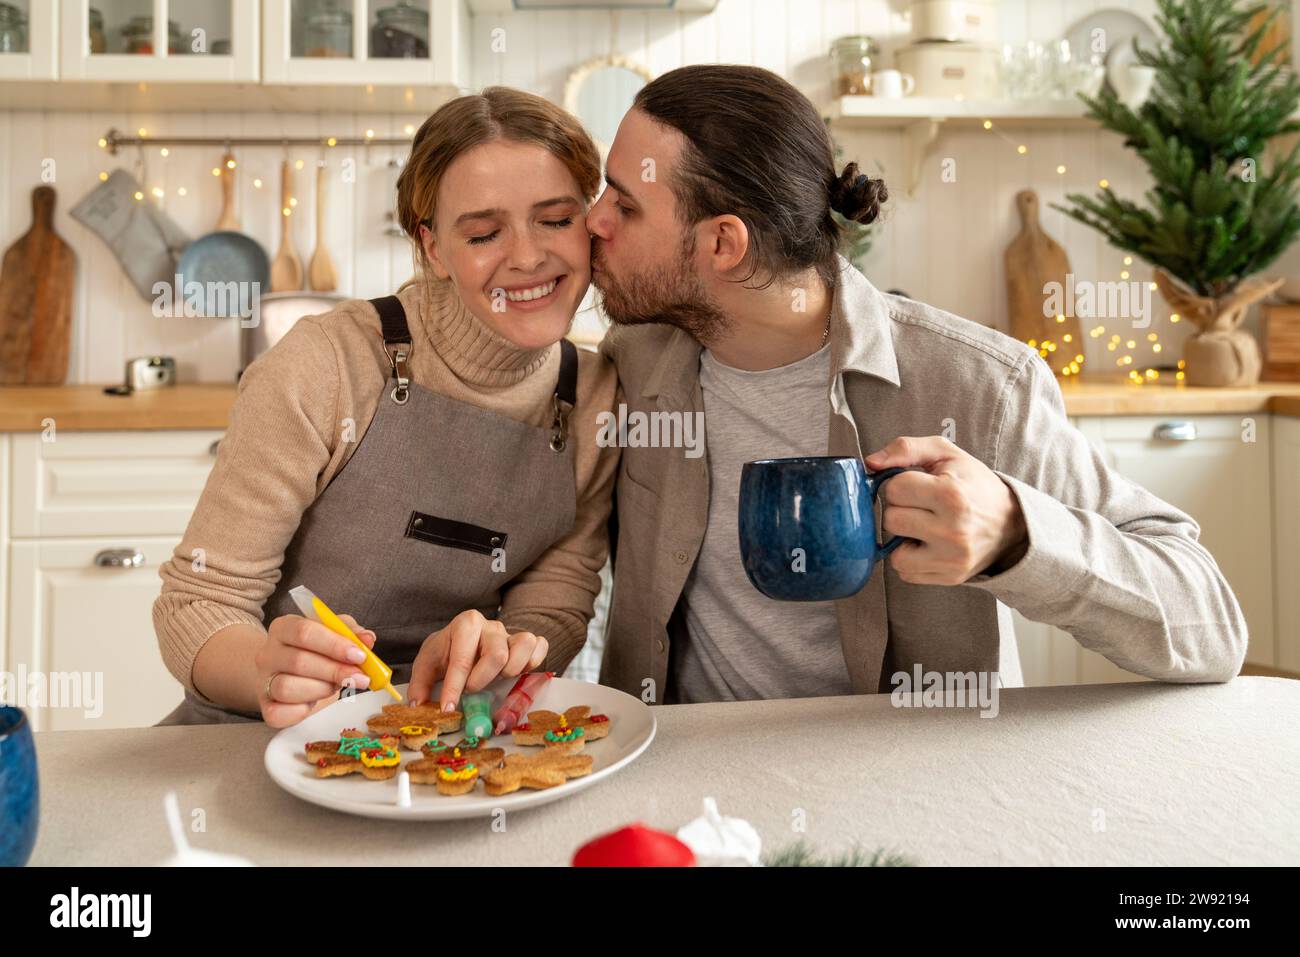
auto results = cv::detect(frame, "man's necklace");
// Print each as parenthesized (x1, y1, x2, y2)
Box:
(821, 309, 833, 348)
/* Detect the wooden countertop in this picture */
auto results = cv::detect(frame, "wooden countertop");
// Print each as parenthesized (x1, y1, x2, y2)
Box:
(2, 378, 1300, 432)
(0, 384, 237, 432)
(1057, 376, 1300, 416)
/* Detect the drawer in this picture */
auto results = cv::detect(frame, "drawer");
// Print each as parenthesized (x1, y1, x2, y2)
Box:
(11, 430, 223, 539)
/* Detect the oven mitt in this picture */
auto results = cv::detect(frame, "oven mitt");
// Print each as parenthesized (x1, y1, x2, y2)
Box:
(69, 169, 192, 303)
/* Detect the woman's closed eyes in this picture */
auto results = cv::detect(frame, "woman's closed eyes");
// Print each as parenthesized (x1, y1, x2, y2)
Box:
(467, 216, 576, 246)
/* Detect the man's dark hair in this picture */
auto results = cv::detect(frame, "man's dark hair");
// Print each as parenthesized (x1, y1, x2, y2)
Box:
(633, 64, 887, 289)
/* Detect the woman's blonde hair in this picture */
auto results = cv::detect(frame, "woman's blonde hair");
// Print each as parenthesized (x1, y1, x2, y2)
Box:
(396, 87, 601, 286)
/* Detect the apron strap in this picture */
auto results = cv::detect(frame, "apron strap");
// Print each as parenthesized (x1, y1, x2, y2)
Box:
(550, 339, 579, 452)
(369, 295, 413, 405)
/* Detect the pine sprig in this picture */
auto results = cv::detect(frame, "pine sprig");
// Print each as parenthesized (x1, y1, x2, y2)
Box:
(761, 840, 915, 867)
(1054, 0, 1300, 298)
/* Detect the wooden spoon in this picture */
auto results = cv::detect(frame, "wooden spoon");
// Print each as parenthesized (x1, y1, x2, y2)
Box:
(308, 161, 338, 291)
(270, 159, 303, 292)
(215, 150, 239, 232)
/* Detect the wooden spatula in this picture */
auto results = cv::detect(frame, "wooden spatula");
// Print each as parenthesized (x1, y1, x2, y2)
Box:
(270, 159, 303, 292)
(308, 161, 338, 292)
(0, 186, 75, 385)
(215, 150, 239, 232)
(1004, 189, 1082, 375)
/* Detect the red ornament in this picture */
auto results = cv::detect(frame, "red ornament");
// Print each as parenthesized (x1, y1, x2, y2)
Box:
(572, 824, 696, 868)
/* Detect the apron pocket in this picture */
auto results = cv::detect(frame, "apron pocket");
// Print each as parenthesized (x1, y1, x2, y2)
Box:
(405, 511, 507, 556)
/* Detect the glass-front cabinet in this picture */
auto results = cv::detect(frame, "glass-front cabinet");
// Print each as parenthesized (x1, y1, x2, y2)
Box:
(263, 0, 468, 86)
(60, 0, 259, 80)
(0, 1, 57, 79)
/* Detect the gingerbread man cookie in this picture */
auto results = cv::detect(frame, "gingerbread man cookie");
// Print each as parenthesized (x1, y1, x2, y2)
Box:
(366, 703, 462, 740)
(482, 751, 594, 796)
(512, 706, 611, 753)
(305, 729, 403, 780)
(406, 737, 507, 796)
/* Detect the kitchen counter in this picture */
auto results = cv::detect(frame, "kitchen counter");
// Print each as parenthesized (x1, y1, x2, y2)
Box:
(1057, 376, 1300, 416)
(2, 378, 1300, 432)
(0, 385, 236, 432)
(26, 678, 1300, 866)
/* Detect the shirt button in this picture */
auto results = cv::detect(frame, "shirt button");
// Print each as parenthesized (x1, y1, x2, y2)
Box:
(673, 549, 688, 564)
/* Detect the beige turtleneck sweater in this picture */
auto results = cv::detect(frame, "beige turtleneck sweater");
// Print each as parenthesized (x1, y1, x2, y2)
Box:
(153, 278, 619, 695)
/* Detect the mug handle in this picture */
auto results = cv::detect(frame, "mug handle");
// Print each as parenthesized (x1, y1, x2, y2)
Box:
(901, 73, 915, 96)
(868, 467, 913, 561)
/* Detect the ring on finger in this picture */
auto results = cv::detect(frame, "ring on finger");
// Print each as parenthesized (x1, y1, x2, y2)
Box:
(264, 671, 281, 702)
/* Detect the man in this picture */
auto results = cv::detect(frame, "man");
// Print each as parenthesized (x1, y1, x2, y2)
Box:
(587, 64, 1247, 705)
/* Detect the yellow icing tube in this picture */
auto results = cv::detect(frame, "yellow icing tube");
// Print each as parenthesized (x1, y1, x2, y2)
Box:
(289, 585, 402, 701)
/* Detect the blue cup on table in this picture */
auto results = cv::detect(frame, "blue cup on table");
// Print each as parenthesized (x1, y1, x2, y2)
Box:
(0, 707, 39, 867)
(738, 456, 909, 602)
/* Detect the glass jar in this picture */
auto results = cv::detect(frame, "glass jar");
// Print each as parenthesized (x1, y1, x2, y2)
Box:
(88, 7, 106, 54)
(121, 16, 184, 55)
(830, 35, 881, 96)
(0, 2, 27, 55)
(304, 2, 353, 58)
(371, 1, 428, 59)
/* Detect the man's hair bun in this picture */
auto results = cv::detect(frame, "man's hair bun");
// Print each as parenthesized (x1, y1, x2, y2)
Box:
(829, 162, 888, 225)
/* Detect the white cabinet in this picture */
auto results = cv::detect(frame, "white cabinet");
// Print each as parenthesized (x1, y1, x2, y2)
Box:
(11, 429, 223, 538)
(4, 429, 222, 731)
(1013, 413, 1277, 685)
(60, 0, 259, 81)
(0, 0, 58, 79)
(1075, 413, 1276, 673)
(262, 0, 468, 88)
(8, 538, 184, 731)
(1274, 415, 1300, 674)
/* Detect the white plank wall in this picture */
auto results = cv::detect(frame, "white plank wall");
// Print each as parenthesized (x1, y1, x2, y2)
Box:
(3, 0, 1296, 384)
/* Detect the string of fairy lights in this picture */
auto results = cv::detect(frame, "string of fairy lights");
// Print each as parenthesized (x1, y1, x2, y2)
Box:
(98, 120, 1188, 387)
(981, 119, 1187, 384)
(95, 122, 420, 220)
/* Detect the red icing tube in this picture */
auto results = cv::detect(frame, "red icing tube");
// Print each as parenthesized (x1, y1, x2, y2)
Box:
(492, 671, 553, 735)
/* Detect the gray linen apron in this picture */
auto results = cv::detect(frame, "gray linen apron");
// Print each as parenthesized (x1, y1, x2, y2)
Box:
(158, 294, 578, 725)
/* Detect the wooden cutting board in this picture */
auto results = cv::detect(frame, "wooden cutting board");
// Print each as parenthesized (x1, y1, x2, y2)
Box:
(0, 186, 76, 385)
(1005, 189, 1081, 375)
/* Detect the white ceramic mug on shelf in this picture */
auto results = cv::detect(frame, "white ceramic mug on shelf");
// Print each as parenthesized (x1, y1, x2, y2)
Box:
(872, 69, 916, 98)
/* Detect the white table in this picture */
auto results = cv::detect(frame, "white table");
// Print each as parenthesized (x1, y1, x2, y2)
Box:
(26, 678, 1300, 866)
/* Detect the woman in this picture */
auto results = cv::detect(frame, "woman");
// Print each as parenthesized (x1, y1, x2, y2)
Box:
(154, 88, 618, 727)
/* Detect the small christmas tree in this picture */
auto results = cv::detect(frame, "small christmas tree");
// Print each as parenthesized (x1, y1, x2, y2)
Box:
(1057, 0, 1300, 301)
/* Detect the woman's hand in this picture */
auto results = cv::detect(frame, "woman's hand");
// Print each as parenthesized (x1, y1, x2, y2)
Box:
(409, 610, 548, 713)
(256, 612, 377, 728)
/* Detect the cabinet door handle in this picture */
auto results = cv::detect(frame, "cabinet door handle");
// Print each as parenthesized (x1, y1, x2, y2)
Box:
(209, 439, 222, 456)
(1153, 421, 1197, 442)
(94, 548, 144, 568)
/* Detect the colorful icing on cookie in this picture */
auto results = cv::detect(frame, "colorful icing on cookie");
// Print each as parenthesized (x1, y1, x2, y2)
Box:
(512, 706, 611, 753)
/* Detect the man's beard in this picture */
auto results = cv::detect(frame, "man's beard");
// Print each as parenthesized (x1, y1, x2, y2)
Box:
(591, 234, 731, 345)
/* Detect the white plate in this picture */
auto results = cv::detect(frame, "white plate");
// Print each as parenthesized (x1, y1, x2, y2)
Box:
(264, 677, 656, 820)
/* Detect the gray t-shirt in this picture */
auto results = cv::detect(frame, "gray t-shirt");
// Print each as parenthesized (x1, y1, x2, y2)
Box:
(670, 343, 853, 703)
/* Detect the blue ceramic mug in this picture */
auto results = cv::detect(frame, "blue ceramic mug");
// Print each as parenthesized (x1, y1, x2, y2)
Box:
(0, 707, 39, 867)
(739, 456, 909, 601)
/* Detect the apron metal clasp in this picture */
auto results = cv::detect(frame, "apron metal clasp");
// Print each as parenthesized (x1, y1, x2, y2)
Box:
(550, 393, 569, 452)
(386, 344, 411, 405)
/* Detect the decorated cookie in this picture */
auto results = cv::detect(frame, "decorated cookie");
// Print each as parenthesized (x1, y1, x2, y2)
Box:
(366, 703, 462, 739)
(396, 723, 445, 752)
(512, 706, 611, 753)
(482, 750, 594, 796)
(305, 729, 403, 780)
(406, 739, 507, 796)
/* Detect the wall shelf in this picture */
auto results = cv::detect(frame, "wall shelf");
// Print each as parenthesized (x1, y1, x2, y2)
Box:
(828, 96, 1101, 196)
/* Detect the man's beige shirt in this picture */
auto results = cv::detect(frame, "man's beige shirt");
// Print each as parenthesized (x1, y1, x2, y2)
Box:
(597, 258, 1248, 702)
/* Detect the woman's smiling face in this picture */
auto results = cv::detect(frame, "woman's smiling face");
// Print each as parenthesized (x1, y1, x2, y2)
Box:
(420, 138, 591, 350)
